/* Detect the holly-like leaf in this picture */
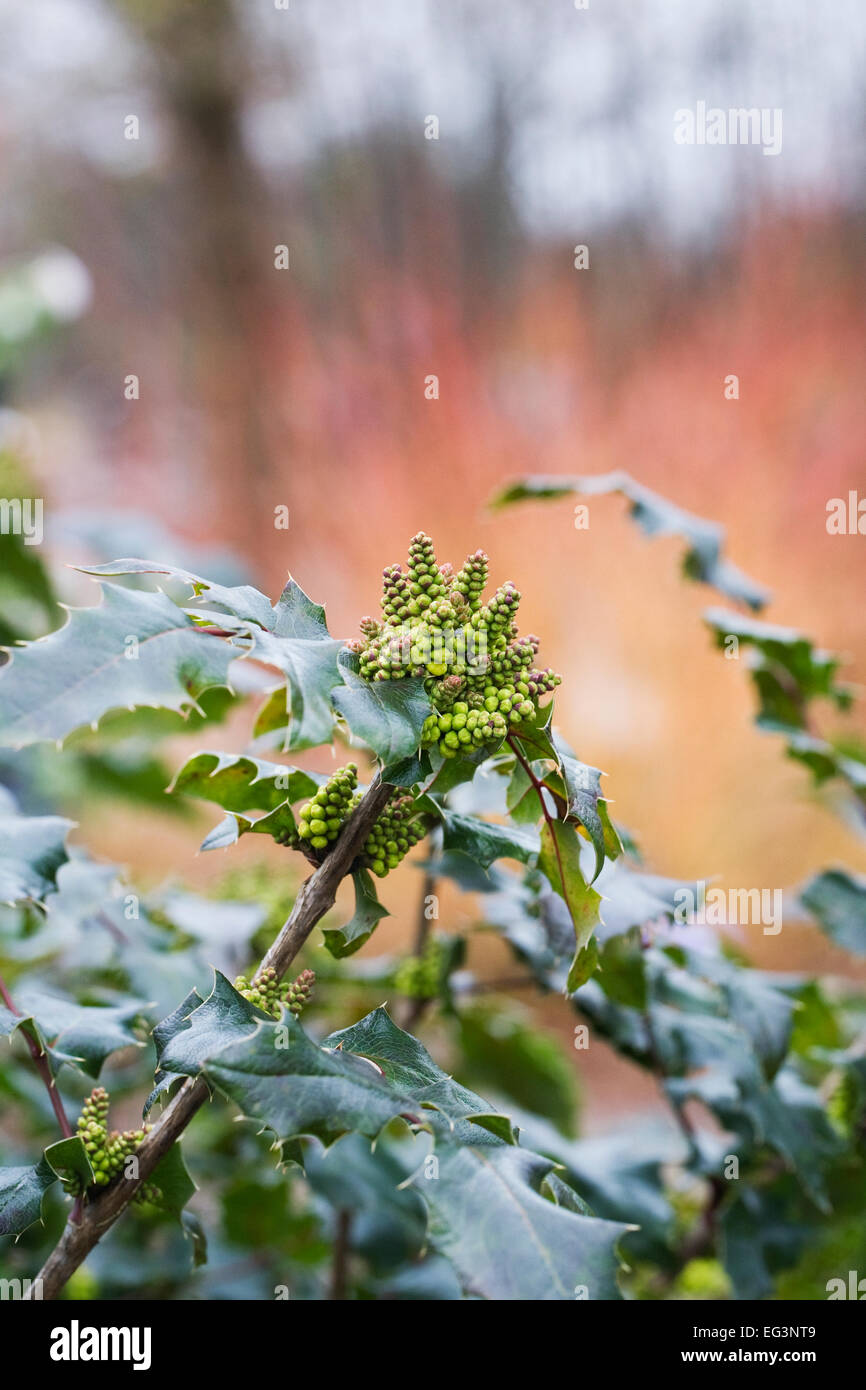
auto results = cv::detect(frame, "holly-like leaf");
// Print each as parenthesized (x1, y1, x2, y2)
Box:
(0, 583, 235, 748)
(11, 984, 150, 1077)
(43, 1134, 94, 1191)
(538, 820, 602, 990)
(203, 1004, 627, 1299)
(0, 1157, 57, 1235)
(203, 1014, 422, 1147)
(145, 987, 204, 1115)
(147, 1142, 197, 1218)
(546, 732, 621, 881)
(440, 811, 538, 870)
(77, 558, 277, 630)
(577, 944, 841, 1207)
(269, 579, 333, 640)
(0, 814, 72, 905)
(322, 869, 390, 959)
(155, 971, 265, 1080)
(251, 629, 344, 752)
(332, 655, 433, 767)
(412, 1142, 628, 1301)
(801, 870, 866, 956)
(519, 1115, 678, 1261)
(705, 607, 852, 731)
(169, 751, 322, 815)
(198, 802, 300, 852)
(493, 471, 768, 609)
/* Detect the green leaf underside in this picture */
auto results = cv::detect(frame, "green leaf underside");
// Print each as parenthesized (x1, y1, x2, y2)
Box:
(0, 814, 72, 905)
(705, 607, 851, 731)
(492, 471, 768, 610)
(198, 803, 300, 851)
(413, 1143, 626, 1300)
(0, 1157, 57, 1236)
(155, 972, 267, 1079)
(332, 656, 433, 765)
(538, 821, 603, 990)
(440, 810, 539, 870)
(0, 583, 235, 747)
(801, 870, 866, 956)
(323, 869, 390, 958)
(44, 1135, 94, 1190)
(547, 731, 621, 880)
(252, 630, 344, 752)
(170, 751, 323, 814)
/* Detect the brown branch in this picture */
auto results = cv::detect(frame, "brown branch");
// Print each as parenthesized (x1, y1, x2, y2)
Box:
(28, 775, 394, 1301)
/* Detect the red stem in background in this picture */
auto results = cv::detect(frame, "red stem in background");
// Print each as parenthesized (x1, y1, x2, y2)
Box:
(0, 972, 73, 1140)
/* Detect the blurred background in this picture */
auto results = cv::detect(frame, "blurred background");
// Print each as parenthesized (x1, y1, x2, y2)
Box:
(2, 0, 866, 1128)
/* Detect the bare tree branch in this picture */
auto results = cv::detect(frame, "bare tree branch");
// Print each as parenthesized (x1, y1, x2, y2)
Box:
(29, 775, 394, 1301)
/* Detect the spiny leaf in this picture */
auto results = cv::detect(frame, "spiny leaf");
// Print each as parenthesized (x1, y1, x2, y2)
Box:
(76, 558, 277, 630)
(169, 750, 323, 814)
(0, 583, 235, 748)
(251, 628, 344, 752)
(332, 654, 433, 767)
(410, 1141, 628, 1301)
(705, 607, 852, 731)
(11, 983, 150, 1078)
(43, 1135, 94, 1191)
(440, 810, 539, 870)
(546, 731, 621, 880)
(203, 1014, 424, 1148)
(0, 1157, 57, 1236)
(154, 971, 265, 1080)
(204, 1003, 628, 1300)
(493, 471, 768, 609)
(144, 987, 205, 1115)
(269, 578, 333, 639)
(198, 803, 300, 852)
(205, 1005, 507, 1148)
(538, 820, 602, 990)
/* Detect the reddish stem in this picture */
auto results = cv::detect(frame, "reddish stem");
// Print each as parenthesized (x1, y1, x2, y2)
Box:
(507, 733, 571, 905)
(0, 972, 74, 1139)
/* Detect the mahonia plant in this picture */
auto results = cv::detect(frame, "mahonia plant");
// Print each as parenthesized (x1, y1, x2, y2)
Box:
(11, 491, 861, 1308)
(350, 532, 561, 757)
(71, 1087, 155, 1200)
(234, 966, 316, 1020)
